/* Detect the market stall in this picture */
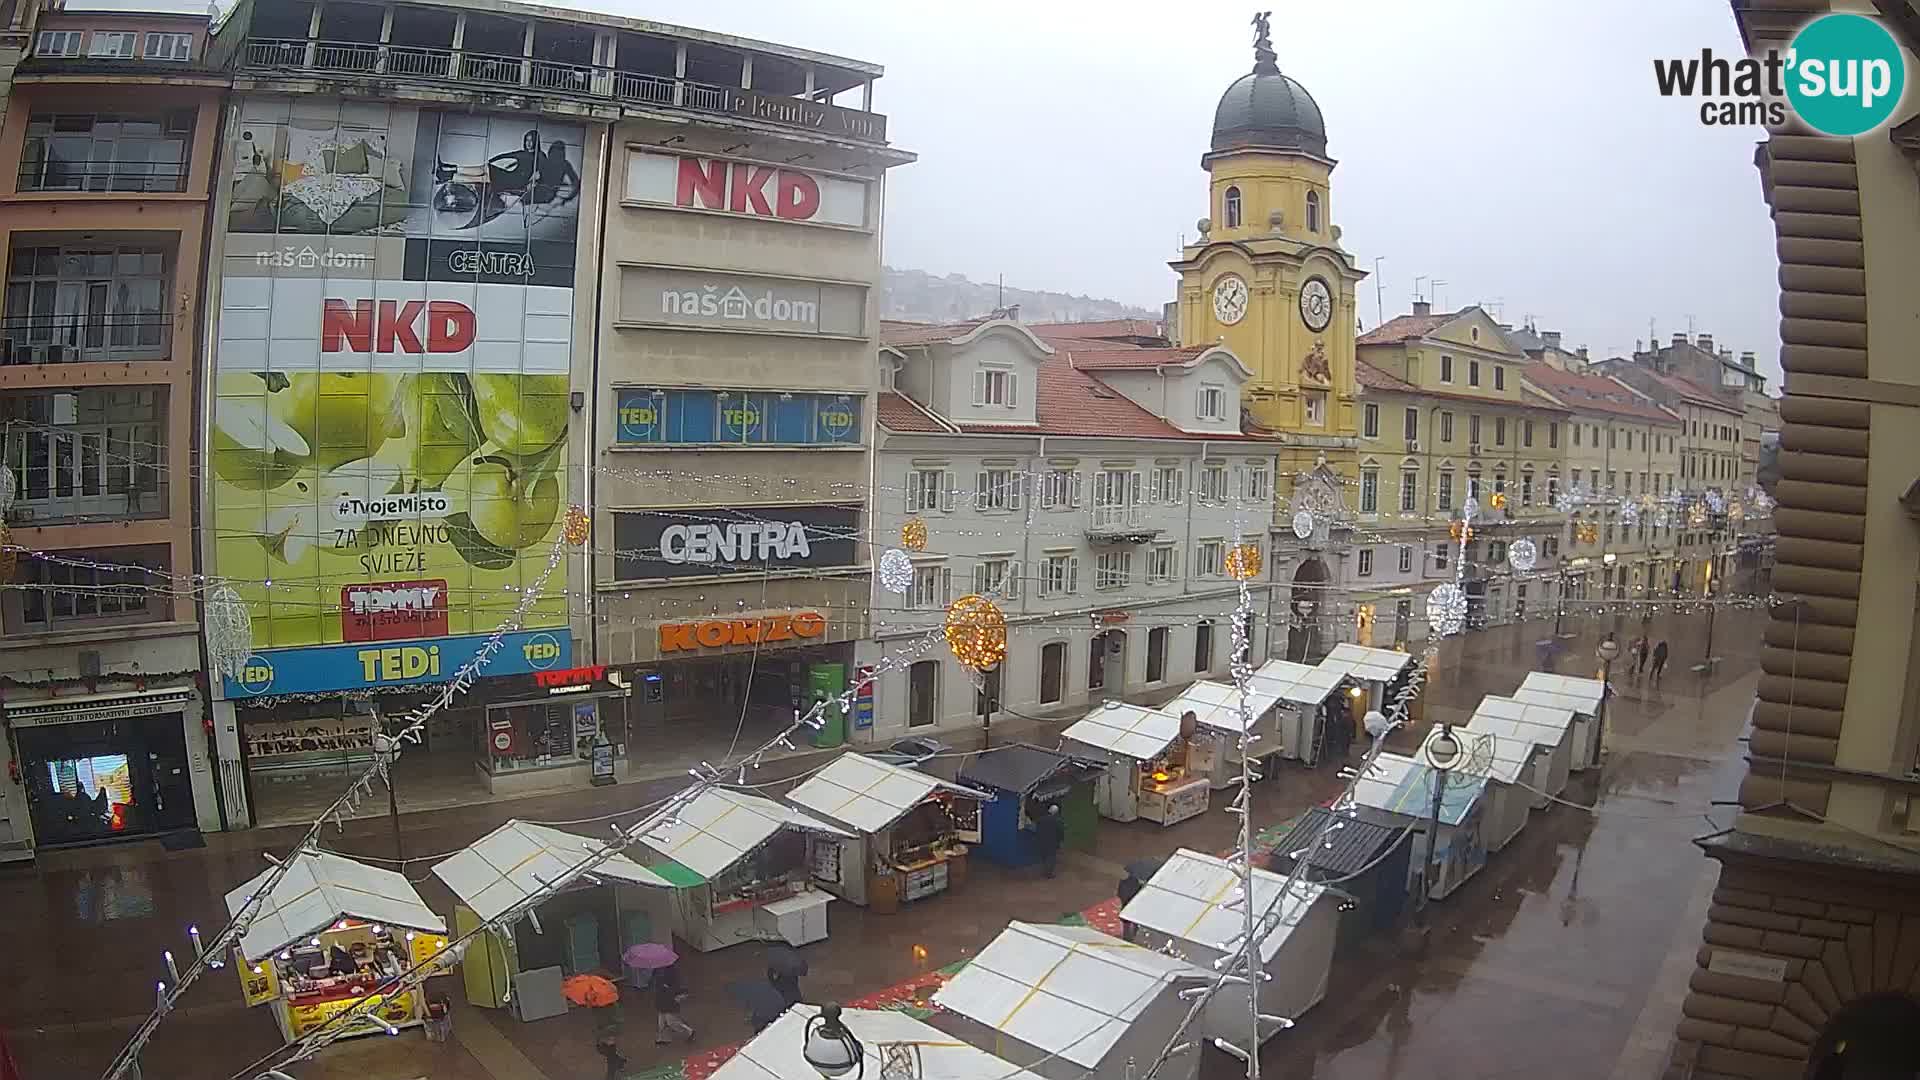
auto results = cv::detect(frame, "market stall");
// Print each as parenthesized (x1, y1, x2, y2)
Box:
(1419, 726, 1532, 852)
(1247, 659, 1347, 765)
(227, 849, 451, 1042)
(633, 787, 851, 951)
(1118, 848, 1340, 1056)
(1159, 680, 1284, 790)
(954, 743, 1103, 868)
(1351, 753, 1490, 901)
(932, 921, 1209, 1080)
(1265, 807, 1412, 952)
(1512, 672, 1606, 771)
(1059, 701, 1207, 825)
(783, 753, 987, 913)
(431, 819, 674, 1011)
(711, 1003, 1045, 1080)
(1464, 695, 1577, 806)
(1315, 643, 1420, 740)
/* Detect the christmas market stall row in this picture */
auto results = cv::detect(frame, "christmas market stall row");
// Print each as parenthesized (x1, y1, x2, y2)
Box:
(783, 752, 990, 913)
(1060, 701, 1209, 826)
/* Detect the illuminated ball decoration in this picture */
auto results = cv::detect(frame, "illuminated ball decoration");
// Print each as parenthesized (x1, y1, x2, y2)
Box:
(1689, 503, 1709, 527)
(1506, 537, 1538, 573)
(562, 505, 591, 546)
(901, 517, 929, 553)
(1620, 503, 1640, 527)
(1426, 583, 1467, 637)
(1291, 510, 1316, 540)
(1224, 543, 1263, 581)
(1448, 520, 1474, 543)
(1489, 491, 1508, 511)
(943, 594, 1007, 672)
(877, 548, 914, 594)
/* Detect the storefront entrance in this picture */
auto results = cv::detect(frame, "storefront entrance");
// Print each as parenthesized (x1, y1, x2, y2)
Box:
(628, 642, 853, 757)
(16, 711, 195, 846)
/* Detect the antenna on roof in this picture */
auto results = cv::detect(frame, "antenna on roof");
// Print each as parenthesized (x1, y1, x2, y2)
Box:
(997, 274, 1004, 309)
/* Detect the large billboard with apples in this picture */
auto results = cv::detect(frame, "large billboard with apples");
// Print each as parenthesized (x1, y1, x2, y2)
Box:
(212, 99, 582, 698)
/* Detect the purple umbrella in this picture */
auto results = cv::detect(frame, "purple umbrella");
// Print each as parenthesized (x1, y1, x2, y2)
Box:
(623, 942, 678, 970)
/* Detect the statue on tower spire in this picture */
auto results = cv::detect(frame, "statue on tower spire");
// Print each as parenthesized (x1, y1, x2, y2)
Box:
(1251, 11, 1279, 74)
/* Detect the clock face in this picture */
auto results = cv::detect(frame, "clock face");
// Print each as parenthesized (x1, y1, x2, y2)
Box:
(1212, 275, 1249, 326)
(1299, 277, 1333, 332)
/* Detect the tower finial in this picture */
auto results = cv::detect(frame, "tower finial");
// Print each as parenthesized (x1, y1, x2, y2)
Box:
(1251, 11, 1278, 74)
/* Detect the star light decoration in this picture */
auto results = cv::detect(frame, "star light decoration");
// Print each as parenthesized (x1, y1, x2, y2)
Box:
(1578, 522, 1600, 545)
(1427, 582, 1467, 637)
(1620, 502, 1640, 528)
(1689, 503, 1709, 527)
(901, 517, 929, 552)
(1224, 542, 1263, 581)
(1706, 490, 1726, 515)
(562, 505, 591, 546)
(205, 585, 254, 680)
(943, 594, 1007, 671)
(877, 548, 915, 594)
(1506, 537, 1538, 573)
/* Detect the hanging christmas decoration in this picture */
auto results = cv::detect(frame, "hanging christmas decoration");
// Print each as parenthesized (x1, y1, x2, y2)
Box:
(943, 594, 1007, 671)
(1291, 509, 1316, 540)
(1705, 490, 1725, 515)
(1640, 493, 1658, 510)
(1728, 501, 1745, 523)
(1489, 491, 1508, 511)
(1579, 522, 1600, 545)
(1463, 496, 1481, 520)
(1655, 509, 1671, 529)
(901, 517, 929, 552)
(1620, 503, 1640, 527)
(1554, 489, 1577, 514)
(0, 464, 15, 516)
(205, 586, 254, 680)
(1753, 492, 1775, 514)
(1689, 503, 1709, 527)
(876, 548, 914, 594)
(1224, 543, 1263, 581)
(1449, 519, 1473, 543)
(0, 521, 15, 582)
(562, 505, 591, 546)
(1426, 583, 1467, 637)
(1506, 537, 1538, 573)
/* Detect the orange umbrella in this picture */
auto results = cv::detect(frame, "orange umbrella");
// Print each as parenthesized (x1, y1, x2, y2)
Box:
(562, 974, 620, 1008)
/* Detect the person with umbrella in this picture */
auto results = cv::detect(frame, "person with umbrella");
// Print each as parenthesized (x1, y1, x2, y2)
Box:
(1033, 803, 1064, 878)
(767, 945, 807, 1009)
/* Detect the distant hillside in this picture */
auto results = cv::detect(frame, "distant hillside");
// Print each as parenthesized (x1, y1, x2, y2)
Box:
(883, 266, 1158, 324)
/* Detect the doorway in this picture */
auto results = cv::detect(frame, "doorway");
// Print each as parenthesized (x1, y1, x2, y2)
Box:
(1807, 993, 1920, 1079)
(1039, 642, 1065, 705)
(18, 714, 195, 845)
(1287, 558, 1329, 662)
(1089, 629, 1127, 694)
(907, 660, 938, 728)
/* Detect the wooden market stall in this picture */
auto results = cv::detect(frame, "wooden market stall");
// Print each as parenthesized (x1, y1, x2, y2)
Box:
(1464, 695, 1578, 806)
(1059, 701, 1208, 825)
(1247, 659, 1347, 765)
(711, 1004, 1044, 1080)
(932, 921, 1209, 1080)
(1118, 848, 1341, 1056)
(1315, 642, 1420, 740)
(783, 753, 987, 913)
(1512, 671, 1606, 771)
(954, 743, 1103, 868)
(431, 819, 675, 1013)
(1351, 752, 1490, 901)
(1160, 680, 1285, 790)
(1420, 726, 1533, 852)
(226, 849, 451, 1041)
(633, 787, 851, 951)
(1265, 807, 1413, 952)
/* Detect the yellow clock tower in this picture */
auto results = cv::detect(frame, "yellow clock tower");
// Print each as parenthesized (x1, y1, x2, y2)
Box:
(1171, 13, 1366, 494)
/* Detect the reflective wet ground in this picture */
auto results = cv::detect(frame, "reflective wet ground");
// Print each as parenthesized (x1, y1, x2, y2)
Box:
(0, 607, 1759, 1080)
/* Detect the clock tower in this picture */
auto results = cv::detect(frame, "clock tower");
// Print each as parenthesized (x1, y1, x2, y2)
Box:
(1172, 13, 1366, 486)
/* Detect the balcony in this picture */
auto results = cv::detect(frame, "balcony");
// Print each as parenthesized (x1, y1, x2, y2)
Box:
(1086, 503, 1160, 545)
(18, 111, 194, 195)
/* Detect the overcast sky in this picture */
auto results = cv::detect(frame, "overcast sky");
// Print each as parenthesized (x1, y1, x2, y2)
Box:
(580, 0, 1779, 380)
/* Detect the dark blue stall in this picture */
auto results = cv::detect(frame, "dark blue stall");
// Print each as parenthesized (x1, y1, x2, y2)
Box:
(956, 743, 1102, 867)
(1265, 806, 1412, 952)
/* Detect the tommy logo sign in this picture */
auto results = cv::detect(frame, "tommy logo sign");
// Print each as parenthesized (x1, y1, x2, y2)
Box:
(341, 579, 450, 642)
(322, 299, 477, 354)
(625, 150, 870, 229)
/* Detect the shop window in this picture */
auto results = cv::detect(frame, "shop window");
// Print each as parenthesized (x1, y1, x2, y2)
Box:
(1088, 630, 1123, 690)
(1039, 642, 1065, 704)
(1147, 627, 1169, 683)
(908, 661, 938, 728)
(1194, 619, 1214, 674)
(613, 388, 862, 448)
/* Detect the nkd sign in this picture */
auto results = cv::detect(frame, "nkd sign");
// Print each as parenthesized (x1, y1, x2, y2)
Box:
(624, 150, 871, 229)
(618, 266, 865, 338)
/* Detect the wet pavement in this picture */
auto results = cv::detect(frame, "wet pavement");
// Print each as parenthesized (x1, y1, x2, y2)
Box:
(0, 607, 1760, 1080)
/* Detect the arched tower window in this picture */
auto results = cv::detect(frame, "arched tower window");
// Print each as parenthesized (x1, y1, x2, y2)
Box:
(1305, 191, 1321, 233)
(1224, 186, 1242, 229)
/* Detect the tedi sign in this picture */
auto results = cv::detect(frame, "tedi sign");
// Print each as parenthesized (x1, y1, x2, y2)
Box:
(625, 150, 872, 229)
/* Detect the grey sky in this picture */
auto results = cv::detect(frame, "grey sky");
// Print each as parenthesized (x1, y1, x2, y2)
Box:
(594, 0, 1781, 382)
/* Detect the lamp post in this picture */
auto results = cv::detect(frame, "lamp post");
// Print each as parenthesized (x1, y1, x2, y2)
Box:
(804, 1003, 865, 1080)
(1595, 638, 1621, 772)
(1416, 724, 1460, 924)
(977, 663, 1001, 750)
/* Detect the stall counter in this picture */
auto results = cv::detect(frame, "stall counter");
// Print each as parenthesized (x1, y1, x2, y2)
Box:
(1139, 776, 1210, 826)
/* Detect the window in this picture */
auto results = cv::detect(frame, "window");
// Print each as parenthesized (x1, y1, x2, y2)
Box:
(1357, 548, 1374, 576)
(1467, 465, 1482, 498)
(1095, 550, 1132, 590)
(35, 30, 83, 57)
(1092, 468, 1141, 528)
(1494, 416, 1507, 446)
(1591, 424, 1599, 445)
(1359, 468, 1378, 513)
(973, 558, 1018, 599)
(1147, 627, 1169, 683)
(1194, 620, 1214, 673)
(1198, 383, 1226, 421)
(909, 565, 951, 610)
(974, 367, 1016, 407)
(1549, 423, 1559, 449)
(87, 32, 138, 58)
(974, 468, 1022, 511)
(1437, 470, 1454, 510)
(1039, 642, 1065, 705)
(975, 666, 1003, 716)
(1624, 472, 1633, 495)
(1494, 366, 1506, 390)
(1440, 355, 1454, 383)
(1224, 186, 1242, 228)
(1547, 473, 1560, 505)
(1609, 428, 1618, 450)
(1304, 391, 1326, 426)
(1148, 543, 1178, 583)
(1239, 463, 1271, 501)
(612, 388, 862, 448)
(1198, 464, 1227, 503)
(1150, 465, 1183, 505)
(1572, 424, 1582, 448)
(1305, 190, 1321, 233)
(1521, 469, 1534, 506)
(1469, 414, 1482, 446)
(906, 468, 949, 513)
(908, 661, 938, 728)
(1469, 359, 1481, 387)
(2, 389, 165, 524)
(1523, 420, 1534, 447)
(1606, 469, 1616, 494)
(1433, 544, 1449, 570)
(1040, 468, 1080, 510)
(1363, 403, 1379, 439)
(1493, 469, 1507, 497)
(1398, 545, 1413, 573)
(1440, 411, 1454, 442)
(5, 243, 172, 361)
(17, 545, 160, 629)
(1404, 407, 1419, 442)
(1196, 539, 1226, 577)
(1544, 535, 1559, 558)
(1490, 540, 1507, 563)
(142, 32, 193, 61)
(1400, 469, 1418, 512)
(1039, 553, 1079, 597)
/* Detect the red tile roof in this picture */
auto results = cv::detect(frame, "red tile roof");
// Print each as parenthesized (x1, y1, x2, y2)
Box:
(877, 357, 1274, 442)
(1355, 311, 1458, 345)
(1027, 318, 1167, 342)
(1354, 362, 1569, 415)
(1520, 364, 1680, 424)
(1355, 361, 1416, 392)
(1066, 345, 1213, 371)
(875, 391, 953, 433)
(1640, 370, 1743, 413)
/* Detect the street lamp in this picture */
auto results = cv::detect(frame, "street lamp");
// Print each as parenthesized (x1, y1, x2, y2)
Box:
(1416, 724, 1461, 922)
(1595, 638, 1621, 772)
(804, 1003, 864, 1080)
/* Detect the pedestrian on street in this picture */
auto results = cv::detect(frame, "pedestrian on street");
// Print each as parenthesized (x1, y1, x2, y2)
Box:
(653, 962, 695, 1045)
(768, 964, 801, 1010)
(595, 1034, 627, 1080)
(1651, 640, 1670, 683)
(1117, 871, 1144, 942)
(1628, 636, 1647, 679)
(1034, 804, 1064, 878)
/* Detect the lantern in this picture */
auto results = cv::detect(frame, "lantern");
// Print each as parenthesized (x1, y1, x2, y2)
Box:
(943, 594, 1007, 672)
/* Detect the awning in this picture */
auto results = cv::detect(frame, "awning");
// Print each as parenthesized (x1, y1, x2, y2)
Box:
(432, 820, 672, 923)
(633, 787, 850, 882)
(5, 686, 193, 728)
(957, 742, 1099, 796)
(1058, 701, 1182, 761)
(1316, 642, 1415, 683)
(1118, 847, 1327, 963)
(1351, 753, 1486, 825)
(784, 753, 990, 835)
(1160, 680, 1280, 734)
(1248, 659, 1344, 706)
(226, 849, 445, 962)
(1512, 672, 1604, 717)
(710, 1004, 1045, 1080)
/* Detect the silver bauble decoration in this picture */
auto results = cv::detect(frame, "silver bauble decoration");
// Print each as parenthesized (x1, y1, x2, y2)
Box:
(1426, 583, 1468, 637)
(1291, 510, 1315, 540)
(877, 548, 914, 594)
(1506, 538, 1538, 573)
(205, 585, 254, 681)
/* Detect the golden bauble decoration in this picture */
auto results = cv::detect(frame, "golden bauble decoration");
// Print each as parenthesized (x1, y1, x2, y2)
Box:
(1449, 520, 1474, 542)
(1489, 491, 1508, 511)
(1224, 543, 1263, 581)
(943, 593, 1007, 672)
(562, 505, 591, 547)
(901, 517, 929, 553)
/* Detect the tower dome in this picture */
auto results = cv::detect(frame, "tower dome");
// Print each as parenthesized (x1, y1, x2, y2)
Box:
(1210, 14, 1327, 157)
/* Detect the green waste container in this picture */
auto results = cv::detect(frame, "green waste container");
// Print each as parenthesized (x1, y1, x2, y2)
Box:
(809, 663, 847, 748)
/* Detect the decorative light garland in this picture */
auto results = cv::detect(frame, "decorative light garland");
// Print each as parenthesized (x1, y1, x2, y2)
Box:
(943, 593, 1007, 671)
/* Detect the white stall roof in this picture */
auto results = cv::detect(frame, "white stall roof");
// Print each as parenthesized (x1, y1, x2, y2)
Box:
(1318, 642, 1416, 683)
(1422, 726, 1529, 786)
(1161, 680, 1281, 734)
(1250, 658, 1347, 705)
(1468, 695, 1577, 746)
(227, 849, 445, 962)
(785, 753, 990, 835)
(1120, 848, 1327, 964)
(934, 922, 1206, 1070)
(712, 1004, 1045, 1080)
(1514, 672, 1605, 716)
(1059, 701, 1184, 761)
(433, 820, 672, 923)
(1351, 753, 1486, 826)
(634, 787, 851, 882)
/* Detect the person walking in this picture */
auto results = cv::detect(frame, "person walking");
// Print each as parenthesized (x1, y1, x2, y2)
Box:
(768, 964, 801, 1010)
(1117, 870, 1144, 942)
(595, 1034, 628, 1080)
(1627, 636, 1647, 680)
(1033, 804, 1064, 878)
(652, 962, 695, 1045)
(1650, 639, 1670, 683)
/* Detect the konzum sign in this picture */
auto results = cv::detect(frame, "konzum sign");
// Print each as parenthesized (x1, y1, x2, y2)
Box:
(658, 611, 827, 654)
(624, 150, 871, 229)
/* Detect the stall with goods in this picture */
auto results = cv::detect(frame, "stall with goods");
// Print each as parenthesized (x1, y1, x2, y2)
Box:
(1059, 701, 1207, 825)
(783, 753, 987, 912)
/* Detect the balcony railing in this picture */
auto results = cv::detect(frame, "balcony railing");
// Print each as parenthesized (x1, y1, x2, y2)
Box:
(16, 159, 186, 194)
(1, 314, 172, 364)
(240, 37, 891, 143)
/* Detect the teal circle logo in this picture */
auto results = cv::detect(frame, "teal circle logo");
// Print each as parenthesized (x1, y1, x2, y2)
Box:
(1787, 14, 1905, 136)
(521, 632, 564, 670)
(236, 654, 275, 695)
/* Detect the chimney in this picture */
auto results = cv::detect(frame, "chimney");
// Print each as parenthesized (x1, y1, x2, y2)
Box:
(1671, 332, 1686, 348)
(1577, 346, 1590, 362)
(1697, 333, 1713, 353)
(1543, 330, 1562, 349)
(1412, 300, 1432, 317)
(1740, 350, 1756, 367)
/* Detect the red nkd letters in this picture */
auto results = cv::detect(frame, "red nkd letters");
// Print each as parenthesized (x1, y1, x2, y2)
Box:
(675, 157, 822, 221)
(321, 299, 477, 354)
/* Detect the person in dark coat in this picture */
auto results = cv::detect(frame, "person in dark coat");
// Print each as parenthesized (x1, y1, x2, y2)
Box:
(1033, 804, 1064, 878)
(1117, 872, 1144, 942)
(768, 965, 802, 1010)
(595, 1034, 627, 1080)
(1650, 639, 1670, 683)
(653, 963, 694, 1045)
